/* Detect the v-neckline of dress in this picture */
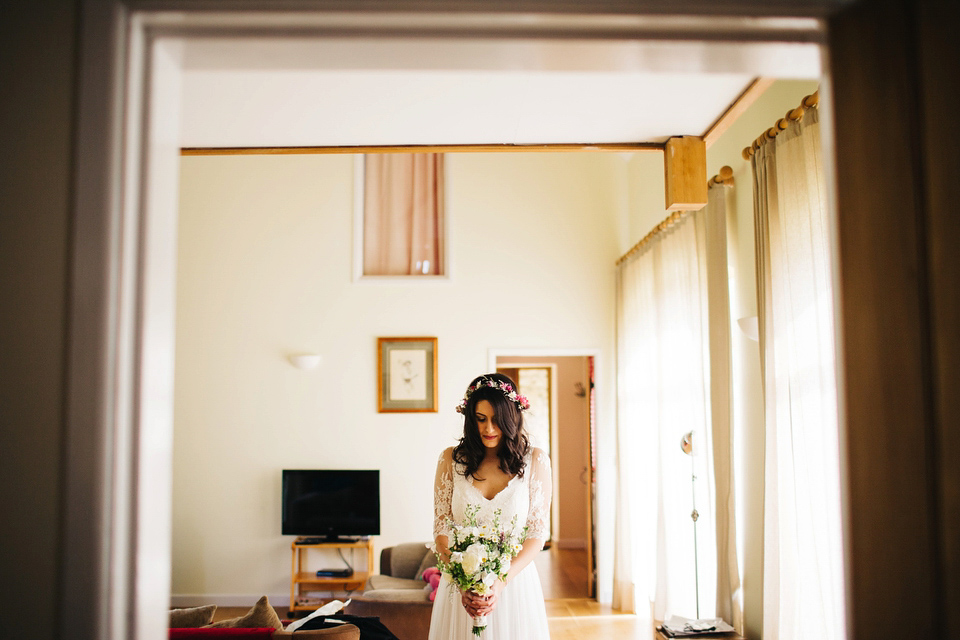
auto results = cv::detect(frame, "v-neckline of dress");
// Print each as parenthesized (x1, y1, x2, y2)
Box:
(467, 473, 519, 502)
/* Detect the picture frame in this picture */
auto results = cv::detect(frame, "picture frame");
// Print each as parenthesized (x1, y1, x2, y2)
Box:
(377, 337, 438, 412)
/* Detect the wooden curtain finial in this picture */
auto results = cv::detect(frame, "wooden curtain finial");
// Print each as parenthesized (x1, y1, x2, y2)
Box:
(708, 165, 735, 186)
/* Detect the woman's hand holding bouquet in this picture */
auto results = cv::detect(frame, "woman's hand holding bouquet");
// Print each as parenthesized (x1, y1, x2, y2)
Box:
(436, 505, 526, 637)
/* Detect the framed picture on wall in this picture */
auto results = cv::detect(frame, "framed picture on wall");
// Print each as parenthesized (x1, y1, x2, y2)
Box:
(377, 337, 438, 412)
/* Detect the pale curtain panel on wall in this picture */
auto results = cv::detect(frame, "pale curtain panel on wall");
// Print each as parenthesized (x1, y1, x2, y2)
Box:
(704, 183, 742, 633)
(363, 153, 445, 275)
(614, 211, 721, 632)
(752, 108, 847, 640)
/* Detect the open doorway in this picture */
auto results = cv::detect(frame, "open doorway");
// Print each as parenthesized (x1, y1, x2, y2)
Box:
(64, 7, 851, 640)
(494, 352, 597, 598)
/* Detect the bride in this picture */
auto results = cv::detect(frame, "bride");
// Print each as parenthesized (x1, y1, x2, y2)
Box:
(429, 373, 552, 640)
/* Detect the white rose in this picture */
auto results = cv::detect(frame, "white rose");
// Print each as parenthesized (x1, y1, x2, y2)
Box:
(500, 556, 511, 574)
(483, 572, 497, 587)
(450, 551, 463, 563)
(460, 543, 488, 575)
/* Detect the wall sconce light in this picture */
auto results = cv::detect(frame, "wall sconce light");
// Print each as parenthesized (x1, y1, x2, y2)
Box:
(737, 316, 759, 342)
(288, 353, 322, 370)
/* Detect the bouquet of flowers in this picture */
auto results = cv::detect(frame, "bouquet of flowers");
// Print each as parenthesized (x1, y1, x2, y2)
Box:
(437, 505, 527, 636)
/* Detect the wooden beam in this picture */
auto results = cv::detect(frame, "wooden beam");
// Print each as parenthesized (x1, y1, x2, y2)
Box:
(703, 77, 776, 148)
(180, 142, 664, 156)
(663, 136, 707, 211)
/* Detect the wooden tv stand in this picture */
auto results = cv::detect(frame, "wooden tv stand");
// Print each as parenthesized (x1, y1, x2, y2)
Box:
(289, 537, 374, 613)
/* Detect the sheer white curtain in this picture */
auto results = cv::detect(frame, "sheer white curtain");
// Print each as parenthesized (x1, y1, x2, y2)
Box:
(615, 212, 718, 631)
(704, 184, 742, 633)
(752, 108, 846, 640)
(363, 153, 445, 275)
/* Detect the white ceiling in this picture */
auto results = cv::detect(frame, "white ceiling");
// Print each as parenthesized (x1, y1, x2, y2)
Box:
(177, 37, 822, 148)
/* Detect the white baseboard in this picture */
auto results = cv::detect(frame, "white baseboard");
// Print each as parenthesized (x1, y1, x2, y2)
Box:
(170, 593, 292, 608)
(556, 538, 587, 550)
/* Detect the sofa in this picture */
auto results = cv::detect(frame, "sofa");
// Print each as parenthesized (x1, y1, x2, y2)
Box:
(344, 542, 437, 640)
(169, 597, 359, 640)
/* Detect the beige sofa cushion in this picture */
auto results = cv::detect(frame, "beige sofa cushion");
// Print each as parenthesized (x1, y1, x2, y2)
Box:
(366, 574, 426, 591)
(387, 542, 431, 579)
(360, 587, 430, 602)
(204, 595, 283, 630)
(169, 604, 216, 628)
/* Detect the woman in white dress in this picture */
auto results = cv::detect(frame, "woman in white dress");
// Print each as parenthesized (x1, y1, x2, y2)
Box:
(429, 373, 552, 640)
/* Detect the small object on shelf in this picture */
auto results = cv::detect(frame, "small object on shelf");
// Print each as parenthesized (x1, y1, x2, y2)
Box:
(316, 568, 353, 578)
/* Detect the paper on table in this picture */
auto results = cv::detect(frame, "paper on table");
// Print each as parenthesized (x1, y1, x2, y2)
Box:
(284, 598, 351, 632)
(662, 615, 736, 634)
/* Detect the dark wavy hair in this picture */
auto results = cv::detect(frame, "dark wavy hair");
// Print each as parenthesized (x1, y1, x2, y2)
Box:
(453, 372, 531, 481)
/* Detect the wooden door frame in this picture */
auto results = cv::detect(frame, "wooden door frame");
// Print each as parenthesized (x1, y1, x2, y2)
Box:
(492, 351, 598, 597)
(495, 363, 560, 542)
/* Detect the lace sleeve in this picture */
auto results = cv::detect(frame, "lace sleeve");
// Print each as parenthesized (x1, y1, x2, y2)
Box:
(525, 448, 553, 541)
(433, 448, 455, 540)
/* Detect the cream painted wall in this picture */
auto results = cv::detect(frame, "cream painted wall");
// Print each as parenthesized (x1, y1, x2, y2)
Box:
(621, 79, 821, 638)
(172, 152, 622, 602)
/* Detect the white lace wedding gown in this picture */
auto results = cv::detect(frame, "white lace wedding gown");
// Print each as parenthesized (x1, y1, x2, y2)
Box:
(428, 446, 552, 640)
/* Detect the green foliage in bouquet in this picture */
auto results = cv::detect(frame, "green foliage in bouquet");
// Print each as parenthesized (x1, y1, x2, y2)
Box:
(436, 505, 528, 636)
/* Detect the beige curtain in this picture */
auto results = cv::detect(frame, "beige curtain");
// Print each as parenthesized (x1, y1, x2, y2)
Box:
(704, 183, 742, 633)
(752, 108, 846, 640)
(363, 153, 445, 275)
(615, 211, 718, 631)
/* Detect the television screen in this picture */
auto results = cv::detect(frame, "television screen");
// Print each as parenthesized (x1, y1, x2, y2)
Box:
(282, 469, 380, 539)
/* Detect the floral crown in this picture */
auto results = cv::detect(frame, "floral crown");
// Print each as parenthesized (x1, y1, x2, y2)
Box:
(455, 376, 530, 414)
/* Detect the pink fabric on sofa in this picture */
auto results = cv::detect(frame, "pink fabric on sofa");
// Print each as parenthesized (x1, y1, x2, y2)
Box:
(170, 628, 275, 639)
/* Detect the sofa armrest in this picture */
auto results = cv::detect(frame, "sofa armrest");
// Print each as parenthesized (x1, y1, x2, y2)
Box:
(380, 547, 393, 577)
(274, 624, 360, 640)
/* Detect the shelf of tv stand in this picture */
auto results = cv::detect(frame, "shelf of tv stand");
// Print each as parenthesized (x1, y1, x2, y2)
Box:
(289, 537, 374, 613)
(293, 571, 370, 591)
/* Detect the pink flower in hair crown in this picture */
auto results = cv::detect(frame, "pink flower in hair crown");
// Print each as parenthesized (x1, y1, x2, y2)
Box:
(455, 378, 530, 414)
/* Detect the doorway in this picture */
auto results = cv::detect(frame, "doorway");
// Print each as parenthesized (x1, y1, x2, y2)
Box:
(66, 7, 838, 640)
(495, 353, 597, 598)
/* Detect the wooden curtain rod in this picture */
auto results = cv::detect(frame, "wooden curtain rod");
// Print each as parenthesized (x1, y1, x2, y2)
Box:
(616, 210, 691, 266)
(741, 90, 819, 160)
(616, 165, 733, 266)
(617, 165, 733, 265)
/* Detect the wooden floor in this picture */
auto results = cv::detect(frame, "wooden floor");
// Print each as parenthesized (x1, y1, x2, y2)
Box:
(215, 547, 651, 639)
(537, 547, 651, 640)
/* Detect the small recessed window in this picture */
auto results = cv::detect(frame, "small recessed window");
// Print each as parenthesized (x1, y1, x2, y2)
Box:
(355, 153, 446, 279)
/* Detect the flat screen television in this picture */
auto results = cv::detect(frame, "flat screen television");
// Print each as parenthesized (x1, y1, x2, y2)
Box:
(282, 469, 380, 540)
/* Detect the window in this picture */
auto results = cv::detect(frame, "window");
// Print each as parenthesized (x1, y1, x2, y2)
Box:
(354, 153, 447, 279)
